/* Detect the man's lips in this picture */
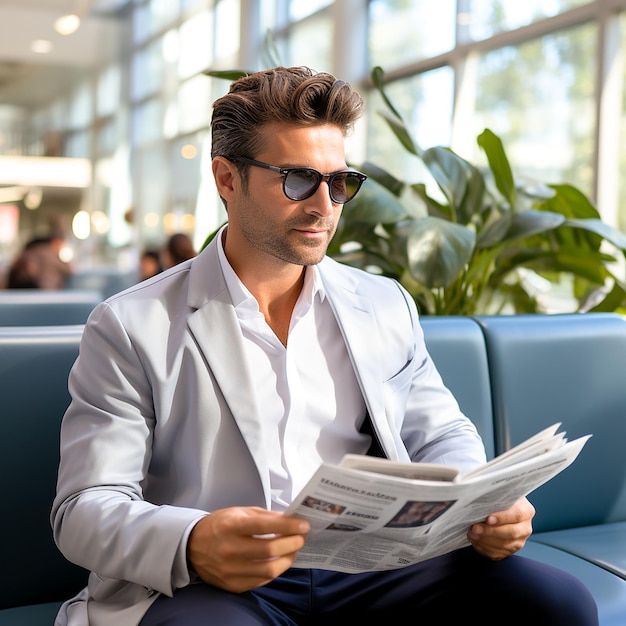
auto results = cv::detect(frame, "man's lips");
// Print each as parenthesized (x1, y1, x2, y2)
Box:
(292, 223, 333, 235)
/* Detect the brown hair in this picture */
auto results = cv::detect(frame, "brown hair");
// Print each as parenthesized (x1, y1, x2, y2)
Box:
(210, 66, 365, 162)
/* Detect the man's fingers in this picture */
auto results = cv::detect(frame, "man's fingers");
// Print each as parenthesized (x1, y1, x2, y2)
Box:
(210, 506, 310, 538)
(187, 506, 310, 593)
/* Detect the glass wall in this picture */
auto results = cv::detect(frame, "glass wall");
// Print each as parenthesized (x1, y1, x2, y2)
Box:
(6, 0, 626, 270)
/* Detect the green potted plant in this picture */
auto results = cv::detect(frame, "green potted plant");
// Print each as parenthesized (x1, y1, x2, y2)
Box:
(331, 67, 626, 315)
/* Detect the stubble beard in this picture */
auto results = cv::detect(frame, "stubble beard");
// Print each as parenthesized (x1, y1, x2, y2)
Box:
(255, 223, 335, 267)
(238, 189, 338, 266)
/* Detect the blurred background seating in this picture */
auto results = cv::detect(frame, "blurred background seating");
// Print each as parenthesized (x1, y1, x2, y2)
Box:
(0, 290, 101, 325)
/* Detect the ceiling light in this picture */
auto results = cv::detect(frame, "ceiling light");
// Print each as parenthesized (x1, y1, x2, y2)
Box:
(181, 144, 198, 159)
(31, 40, 53, 54)
(55, 14, 81, 35)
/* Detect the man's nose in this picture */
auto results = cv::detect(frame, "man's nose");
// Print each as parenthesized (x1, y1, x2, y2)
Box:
(305, 180, 336, 216)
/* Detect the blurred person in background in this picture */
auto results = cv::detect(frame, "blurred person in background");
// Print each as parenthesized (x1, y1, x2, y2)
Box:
(5, 249, 41, 288)
(139, 248, 163, 281)
(161, 232, 197, 269)
(5, 230, 73, 289)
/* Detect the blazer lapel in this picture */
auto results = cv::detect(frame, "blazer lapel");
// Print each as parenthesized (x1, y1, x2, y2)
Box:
(319, 260, 400, 461)
(186, 239, 272, 506)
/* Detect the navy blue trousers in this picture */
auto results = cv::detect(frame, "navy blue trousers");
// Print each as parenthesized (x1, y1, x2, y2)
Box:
(140, 547, 599, 625)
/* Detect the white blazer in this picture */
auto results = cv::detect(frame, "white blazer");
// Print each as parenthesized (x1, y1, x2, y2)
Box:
(51, 234, 485, 625)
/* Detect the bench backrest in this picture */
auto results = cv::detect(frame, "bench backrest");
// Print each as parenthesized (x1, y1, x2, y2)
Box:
(475, 313, 626, 532)
(0, 326, 88, 610)
(65, 267, 139, 299)
(0, 290, 101, 326)
(420, 316, 495, 459)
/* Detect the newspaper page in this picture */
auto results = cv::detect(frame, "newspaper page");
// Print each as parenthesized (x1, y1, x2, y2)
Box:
(284, 426, 590, 573)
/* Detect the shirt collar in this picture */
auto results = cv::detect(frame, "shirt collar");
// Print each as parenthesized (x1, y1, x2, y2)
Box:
(215, 225, 327, 318)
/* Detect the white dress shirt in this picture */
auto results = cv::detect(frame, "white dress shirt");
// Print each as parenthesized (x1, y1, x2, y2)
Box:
(217, 233, 371, 510)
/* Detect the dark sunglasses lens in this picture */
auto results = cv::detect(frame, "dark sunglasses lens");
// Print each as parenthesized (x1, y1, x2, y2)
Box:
(283, 168, 365, 203)
(284, 169, 321, 200)
(330, 173, 363, 203)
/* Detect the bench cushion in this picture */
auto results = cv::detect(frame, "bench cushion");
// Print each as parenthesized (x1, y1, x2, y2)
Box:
(520, 541, 626, 626)
(531, 521, 626, 580)
(0, 602, 63, 626)
(0, 326, 88, 611)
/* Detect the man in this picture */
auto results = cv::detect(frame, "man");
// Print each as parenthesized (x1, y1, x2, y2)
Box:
(51, 67, 598, 625)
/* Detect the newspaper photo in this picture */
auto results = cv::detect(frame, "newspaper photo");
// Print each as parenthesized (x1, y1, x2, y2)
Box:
(284, 423, 590, 573)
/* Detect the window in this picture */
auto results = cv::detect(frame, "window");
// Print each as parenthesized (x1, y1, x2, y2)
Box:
(366, 67, 455, 184)
(463, 0, 593, 41)
(369, 0, 455, 71)
(471, 24, 596, 195)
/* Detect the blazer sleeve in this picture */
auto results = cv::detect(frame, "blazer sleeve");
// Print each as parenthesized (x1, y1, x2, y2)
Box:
(51, 302, 207, 596)
(393, 282, 487, 471)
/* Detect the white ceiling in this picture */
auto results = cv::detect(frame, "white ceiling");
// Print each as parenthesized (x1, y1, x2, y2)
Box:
(0, 0, 129, 110)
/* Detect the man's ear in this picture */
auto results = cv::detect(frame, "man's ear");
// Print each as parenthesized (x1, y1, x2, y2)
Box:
(212, 157, 239, 202)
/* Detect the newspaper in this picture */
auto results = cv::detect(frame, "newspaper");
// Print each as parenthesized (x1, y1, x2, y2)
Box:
(284, 423, 590, 573)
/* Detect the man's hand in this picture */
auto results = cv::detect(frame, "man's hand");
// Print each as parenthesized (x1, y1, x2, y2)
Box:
(467, 497, 535, 560)
(187, 506, 310, 593)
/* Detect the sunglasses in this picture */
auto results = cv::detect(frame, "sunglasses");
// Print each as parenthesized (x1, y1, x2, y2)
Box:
(232, 156, 367, 204)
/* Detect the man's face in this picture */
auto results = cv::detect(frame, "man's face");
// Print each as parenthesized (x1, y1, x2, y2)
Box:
(227, 123, 348, 268)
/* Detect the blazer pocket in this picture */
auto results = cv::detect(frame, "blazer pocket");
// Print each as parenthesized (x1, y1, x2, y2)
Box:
(382, 358, 413, 425)
(383, 355, 413, 389)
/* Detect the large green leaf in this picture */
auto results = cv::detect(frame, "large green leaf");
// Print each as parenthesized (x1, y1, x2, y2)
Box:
(542, 184, 601, 219)
(332, 246, 402, 277)
(476, 213, 512, 248)
(477, 129, 515, 207)
(518, 182, 556, 201)
(457, 161, 487, 225)
(371, 66, 404, 121)
(203, 69, 251, 80)
(503, 210, 565, 242)
(532, 251, 611, 284)
(564, 218, 626, 251)
(378, 110, 420, 156)
(341, 178, 407, 224)
(422, 147, 469, 215)
(406, 217, 475, 288)
(358, 160, 405, 197)
(412, 183, 452, 220)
